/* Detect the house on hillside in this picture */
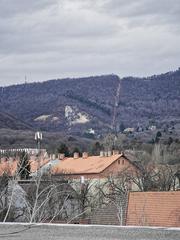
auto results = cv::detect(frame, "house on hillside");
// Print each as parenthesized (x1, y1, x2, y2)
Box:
(123, 128, 135, 134)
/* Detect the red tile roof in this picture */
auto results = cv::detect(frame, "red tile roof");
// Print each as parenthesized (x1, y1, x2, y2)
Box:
(0, 157, 49, 176)
(0, 159, 18, 176)
(126, 191, 180, 227)
(52, 154, 124, 175)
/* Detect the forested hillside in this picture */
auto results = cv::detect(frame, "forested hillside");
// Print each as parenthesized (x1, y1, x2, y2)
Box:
(0, 111, 32, 130)
(0, 69, 180, 136)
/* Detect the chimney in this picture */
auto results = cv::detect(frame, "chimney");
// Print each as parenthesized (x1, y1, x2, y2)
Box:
(80, 176, 85, 184)
(59, 153, 65, 160)
(82, 152, 88, 159)
(104, 151, 108, 157)
(73, 152, 79, 159)
(100, 151, 104, 157)
(112, 150, 119, 155)
(107, 151, 112, 157)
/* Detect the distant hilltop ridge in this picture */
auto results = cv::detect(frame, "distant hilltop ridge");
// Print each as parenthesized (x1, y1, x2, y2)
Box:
(0, 74, 117, 88)
(1, 68, 180, 88)
(0, 68, 180, 135)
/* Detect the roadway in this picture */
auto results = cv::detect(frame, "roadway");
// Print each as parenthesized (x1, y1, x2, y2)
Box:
(0, 223, 179, 240)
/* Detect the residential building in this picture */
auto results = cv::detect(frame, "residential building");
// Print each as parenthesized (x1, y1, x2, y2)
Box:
(52, 151, 138, 181)
(126, 191, 180, 227)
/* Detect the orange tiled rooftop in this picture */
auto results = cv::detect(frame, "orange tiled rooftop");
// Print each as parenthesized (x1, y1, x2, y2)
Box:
(53, 153, 123, 174)
(126, 191, 180, 227)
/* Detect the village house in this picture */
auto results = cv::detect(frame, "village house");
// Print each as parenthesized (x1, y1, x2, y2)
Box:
(52, 151, 139, 182)
(0, 149, 49, 177)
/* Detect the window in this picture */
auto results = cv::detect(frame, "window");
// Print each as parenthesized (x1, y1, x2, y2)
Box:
(118, 159, 120, 164)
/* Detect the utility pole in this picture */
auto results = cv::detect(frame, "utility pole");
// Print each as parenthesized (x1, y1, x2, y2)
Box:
(35, 131, 42, 175)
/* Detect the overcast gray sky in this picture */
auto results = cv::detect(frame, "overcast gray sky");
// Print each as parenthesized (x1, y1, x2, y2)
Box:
(0, 0, 180, 86)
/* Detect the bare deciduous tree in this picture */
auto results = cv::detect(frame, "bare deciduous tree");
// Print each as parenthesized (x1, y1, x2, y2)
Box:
(128, 160, 177, 191)
(96, 172, 130, 225)
(67, 179, 97, 223)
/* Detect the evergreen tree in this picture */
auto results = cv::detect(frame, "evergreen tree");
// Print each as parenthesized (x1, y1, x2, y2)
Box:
(57, 143, 70, 157)
(119, 122, 125, 132)
(155, 131, 162, 143)
(91, 141, 103, 155)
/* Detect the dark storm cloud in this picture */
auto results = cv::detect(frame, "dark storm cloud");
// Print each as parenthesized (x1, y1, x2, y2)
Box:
(0, 0, 180, 86)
